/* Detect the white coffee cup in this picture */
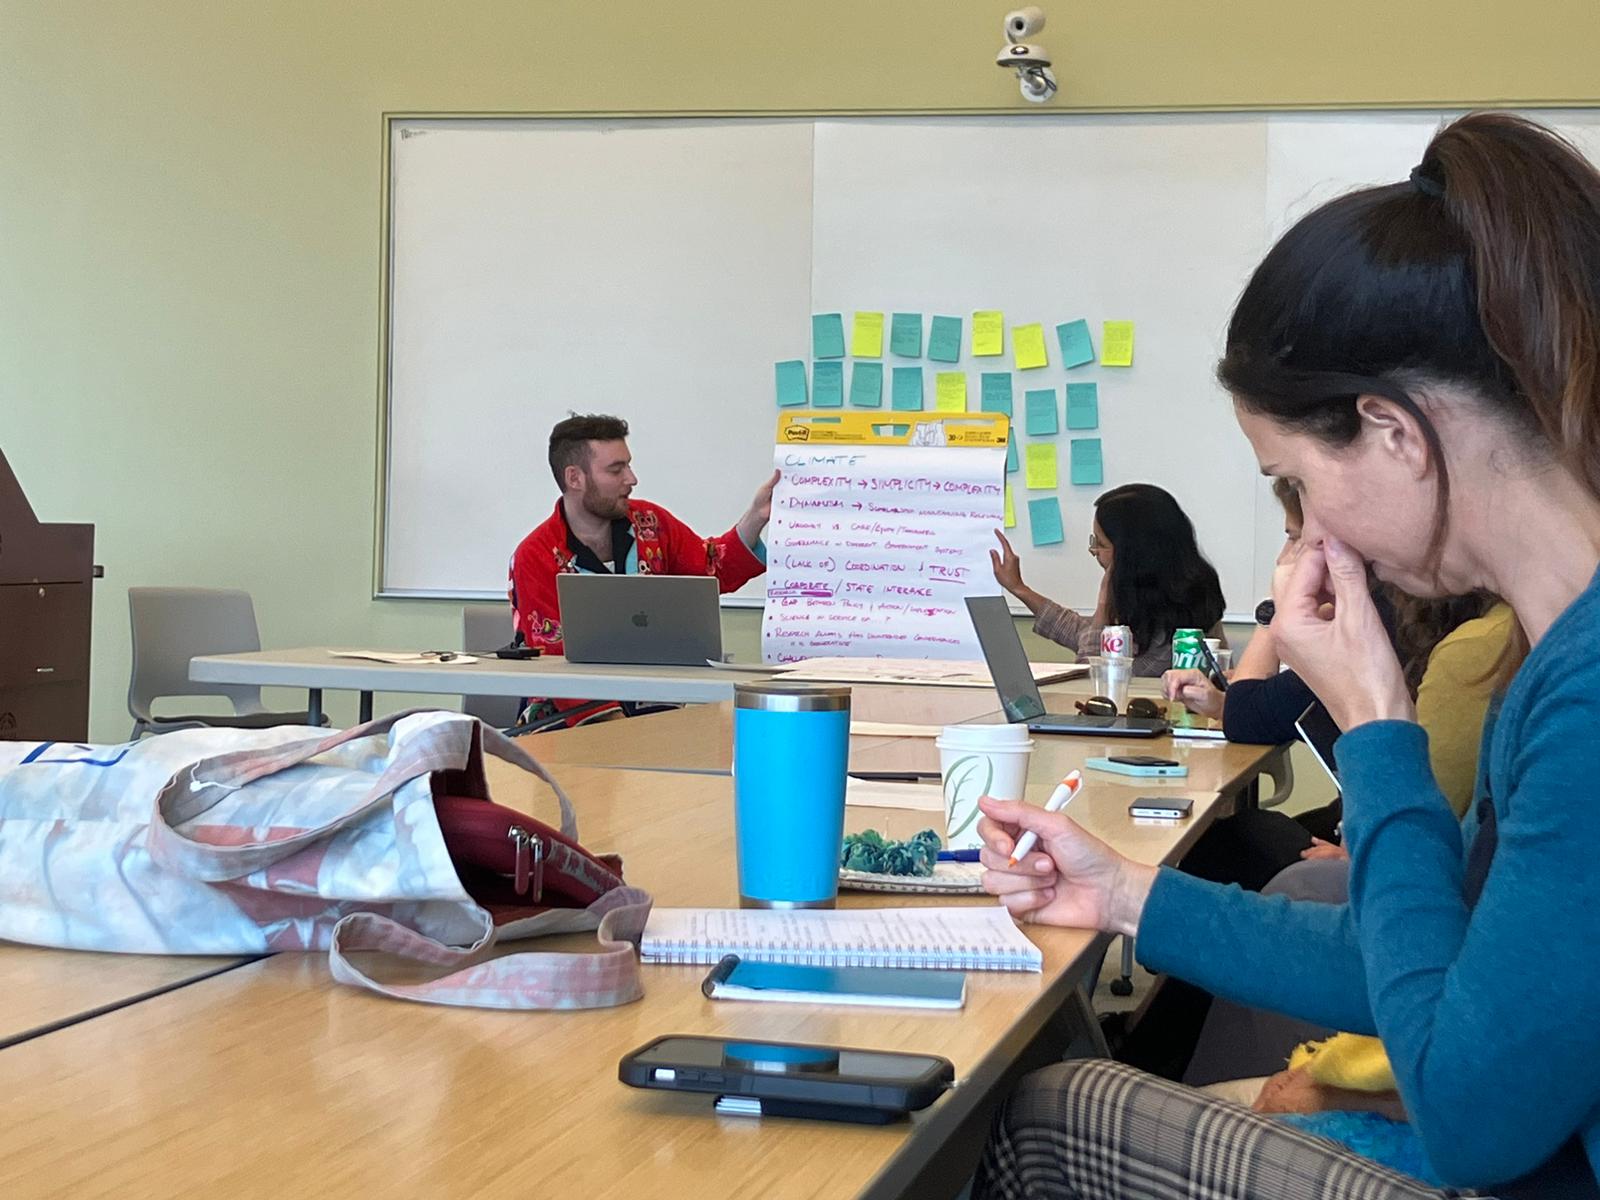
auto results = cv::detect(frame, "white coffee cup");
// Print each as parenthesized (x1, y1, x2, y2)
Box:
(934, 723, 1035, 851)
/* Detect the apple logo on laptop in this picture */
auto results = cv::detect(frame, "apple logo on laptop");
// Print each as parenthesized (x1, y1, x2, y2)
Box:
(632, 611, 650, 628)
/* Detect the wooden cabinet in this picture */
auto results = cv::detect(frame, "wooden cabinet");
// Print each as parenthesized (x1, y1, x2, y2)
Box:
(0, 450, 95, 742)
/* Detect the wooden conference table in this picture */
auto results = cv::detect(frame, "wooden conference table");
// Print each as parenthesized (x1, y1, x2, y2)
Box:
(189, 646, 792, 724)
(0, 748, 1241, 1200)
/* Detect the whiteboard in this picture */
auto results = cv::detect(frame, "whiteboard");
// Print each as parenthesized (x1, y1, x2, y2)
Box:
(380, 110, 1600, 618)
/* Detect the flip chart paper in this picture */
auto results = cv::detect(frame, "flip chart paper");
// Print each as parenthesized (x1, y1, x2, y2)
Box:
(928, 315, 963, 363)
(764, 442, 1006, 663)
(1005, 484, 1016, 528)
(852, 311, 885, 358)
(1065, 382, 1099, 429)
(1024, 443, 1058, 489)
(1056, 320, 1094, 368)
(1101, 321, 1134, 367)
(812, 361, 844, 408)
(813, 314, 846, 360)
(1071, 438, 1104, 484)
(890, 312, 923, 358)
(1028, 497, 1065, 547)
(972, 311, 1005, 357)
(1013, 323, 1048, 370)
(980, 372, 1014, 416)
(776, 360, 807, 407)
(849, 362, 884, 408)
(890, 366, 923, 411)
(935, 371, 968, 412)
(1024, 389, 1058, 436)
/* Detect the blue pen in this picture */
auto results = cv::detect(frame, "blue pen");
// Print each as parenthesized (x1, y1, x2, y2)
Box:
(937, 849, 982, 862)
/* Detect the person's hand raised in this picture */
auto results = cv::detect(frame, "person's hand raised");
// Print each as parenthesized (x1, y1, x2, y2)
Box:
(990, 529, 1026, 595)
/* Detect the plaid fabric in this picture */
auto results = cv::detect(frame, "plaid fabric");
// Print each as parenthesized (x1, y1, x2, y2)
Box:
(974, 1059, 1484, 1200)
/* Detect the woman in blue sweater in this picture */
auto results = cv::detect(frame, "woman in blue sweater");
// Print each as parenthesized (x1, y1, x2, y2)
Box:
(973, 112, 1600, 1197)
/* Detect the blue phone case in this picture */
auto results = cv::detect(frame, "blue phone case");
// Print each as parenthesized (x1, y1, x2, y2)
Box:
(705, 957, 966, 1009)
(1085, 756, 1188, 778)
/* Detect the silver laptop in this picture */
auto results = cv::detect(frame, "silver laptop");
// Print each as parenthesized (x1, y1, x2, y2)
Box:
(965, 595, 1166, 737)
(557, 575, 722, 667)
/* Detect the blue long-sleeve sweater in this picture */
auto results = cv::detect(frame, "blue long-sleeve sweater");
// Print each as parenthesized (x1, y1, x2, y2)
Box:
(1138, 567, 1600, 1191)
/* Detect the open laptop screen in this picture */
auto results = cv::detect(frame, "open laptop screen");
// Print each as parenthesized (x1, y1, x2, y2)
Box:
(964, 595, 1046, 723)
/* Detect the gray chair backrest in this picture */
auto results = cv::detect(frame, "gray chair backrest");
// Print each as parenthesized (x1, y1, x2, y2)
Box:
(460, 603, 521, 728)
(127, 587, 266, 724)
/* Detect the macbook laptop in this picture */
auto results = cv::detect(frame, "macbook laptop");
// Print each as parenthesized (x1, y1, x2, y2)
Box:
(964, 595, 1167, 737)
(557, 575, 722, 667)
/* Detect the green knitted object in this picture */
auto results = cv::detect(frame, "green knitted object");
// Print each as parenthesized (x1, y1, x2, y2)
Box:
(840, 828, 943, 876)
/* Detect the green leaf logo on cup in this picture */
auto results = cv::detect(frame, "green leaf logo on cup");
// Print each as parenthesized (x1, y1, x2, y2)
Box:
(942, 754, 994, 840)
(934, 724, 1036, 852)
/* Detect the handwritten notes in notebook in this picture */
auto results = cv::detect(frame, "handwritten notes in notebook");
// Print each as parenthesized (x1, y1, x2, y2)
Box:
(764, 441, 1005, 663)
(640, 905, 1043, 971)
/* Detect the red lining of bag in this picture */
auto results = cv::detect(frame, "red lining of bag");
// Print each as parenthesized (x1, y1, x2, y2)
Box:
(434, 795, 625, 923)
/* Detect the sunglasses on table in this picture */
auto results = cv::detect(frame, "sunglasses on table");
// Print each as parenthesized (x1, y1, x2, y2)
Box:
(1074, 696, 1167, 719)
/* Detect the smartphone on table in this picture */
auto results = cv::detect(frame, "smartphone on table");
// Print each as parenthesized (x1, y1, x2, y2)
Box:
(619, 1034, 954, 1123)
(1085, 754, 1188, 778)
(1128, 796, 1194, 819)
(702, 955, 966, 1010)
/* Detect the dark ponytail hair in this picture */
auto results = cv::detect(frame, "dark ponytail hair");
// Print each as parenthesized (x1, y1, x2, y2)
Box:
(1094, 483, 1225, 654)
(1220, 113, 1600, 570)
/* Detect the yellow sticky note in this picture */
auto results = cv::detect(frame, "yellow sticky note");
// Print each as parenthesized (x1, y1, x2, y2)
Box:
(935, 370, 968, 412)
(1004, 483, 1016, 528)
(852, 311, 885, 357)
(972, 310, 1005, 357)
(1013, 323, 1048, 370)
(1101, 320, 1135, 367)
(1025, 442, 1058, 489)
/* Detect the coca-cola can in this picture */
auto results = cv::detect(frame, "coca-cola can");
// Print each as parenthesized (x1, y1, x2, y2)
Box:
(1100, 625, 1132, 657)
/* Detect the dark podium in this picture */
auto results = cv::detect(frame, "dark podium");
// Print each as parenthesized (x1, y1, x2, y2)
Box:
(0, 448, 96, 741)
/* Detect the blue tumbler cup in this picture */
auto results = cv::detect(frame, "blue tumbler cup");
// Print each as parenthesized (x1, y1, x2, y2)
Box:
(733, 681, 852, 908)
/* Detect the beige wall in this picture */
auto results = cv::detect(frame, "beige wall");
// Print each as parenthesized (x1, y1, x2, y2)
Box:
(4, 2, 1596, 739)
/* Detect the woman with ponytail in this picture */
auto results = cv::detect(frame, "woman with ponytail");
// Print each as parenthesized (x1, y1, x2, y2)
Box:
(973, 113, 1600, 1198)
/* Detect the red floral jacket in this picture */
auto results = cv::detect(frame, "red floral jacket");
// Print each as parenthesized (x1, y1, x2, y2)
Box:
(508, 498, 765, 657)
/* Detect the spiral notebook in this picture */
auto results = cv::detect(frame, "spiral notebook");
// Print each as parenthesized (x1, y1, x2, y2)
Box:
(640, 906, 1043, 972)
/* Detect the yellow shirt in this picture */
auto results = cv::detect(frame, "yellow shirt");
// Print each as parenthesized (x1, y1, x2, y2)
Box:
(1416, 603, 1515, 818)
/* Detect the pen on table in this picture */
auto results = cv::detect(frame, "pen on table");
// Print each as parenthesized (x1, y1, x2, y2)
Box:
(1008, 770, 1083, 867)
(1197, 638, 1228, 692)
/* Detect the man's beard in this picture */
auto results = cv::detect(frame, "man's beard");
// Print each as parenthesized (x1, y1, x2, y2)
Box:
(582, 491, 629, 521)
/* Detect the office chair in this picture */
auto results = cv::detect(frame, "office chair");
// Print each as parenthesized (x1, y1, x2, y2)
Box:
(127, 587, 324, 738)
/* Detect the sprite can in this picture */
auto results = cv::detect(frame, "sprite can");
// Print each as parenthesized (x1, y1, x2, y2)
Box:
(1171, 628, 1204, 670)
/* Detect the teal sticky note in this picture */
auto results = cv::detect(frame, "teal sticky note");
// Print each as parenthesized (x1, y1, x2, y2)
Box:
(928, 315, 963, 363)
(1025, 388, 1058, 436)
(890, 365, 923, 410)
(850, 362, 884, 408)
(1056, 319, 1095, 369)
(1066, 382, 1099, 429)
(813, 361, 844, 407)
(775, 360, 807, 407)
(1028, 497, 1065, 547)
(1070, 437, 1104, 485)
(813, 313, 846, 359)
(890, 313, 923, 358)
(980, 372, 1013, 416)
(1006, 437, 1019, 473)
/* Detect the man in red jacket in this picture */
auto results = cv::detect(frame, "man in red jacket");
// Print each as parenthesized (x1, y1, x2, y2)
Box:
(508, 415, 776, 720)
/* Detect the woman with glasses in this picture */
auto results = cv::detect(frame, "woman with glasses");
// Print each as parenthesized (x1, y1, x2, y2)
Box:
(990, 482, 1227, 677)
